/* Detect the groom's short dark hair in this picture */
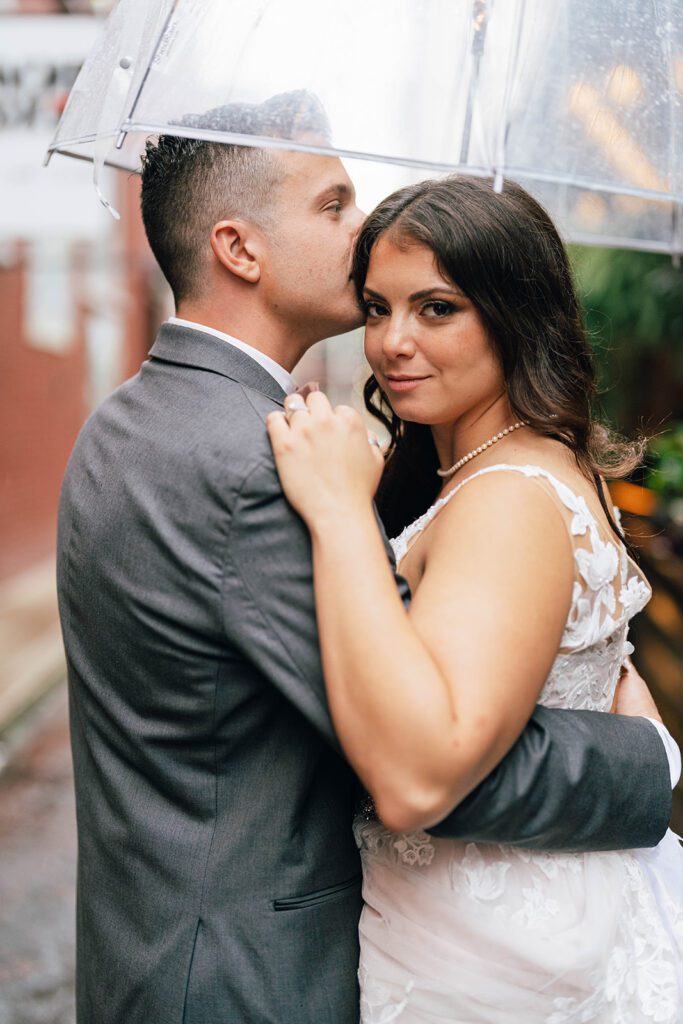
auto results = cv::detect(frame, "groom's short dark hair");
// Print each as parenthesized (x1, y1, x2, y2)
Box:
(140, 91, 331, 303)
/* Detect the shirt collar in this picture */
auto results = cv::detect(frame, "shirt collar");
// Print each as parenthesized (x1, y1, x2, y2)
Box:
(167, 317, 297, 395)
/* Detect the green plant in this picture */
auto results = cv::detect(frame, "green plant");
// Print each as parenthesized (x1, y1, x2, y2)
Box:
(570, 247, 683, 434)
(647, 423, 683, 502)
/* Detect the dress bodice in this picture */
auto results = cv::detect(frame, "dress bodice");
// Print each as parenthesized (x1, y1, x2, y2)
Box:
(390, 463, 652, 713)
(356, 465, 681, 1024)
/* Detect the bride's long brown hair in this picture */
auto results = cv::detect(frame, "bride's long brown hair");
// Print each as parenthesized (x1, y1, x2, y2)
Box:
(353, 175, 645, 539)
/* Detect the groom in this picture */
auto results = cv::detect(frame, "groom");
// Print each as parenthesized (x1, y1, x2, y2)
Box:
(57, 92, 677, 1024)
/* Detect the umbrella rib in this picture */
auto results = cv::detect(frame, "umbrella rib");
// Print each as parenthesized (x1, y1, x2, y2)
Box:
(659, 0, 682, 258)
(99, 123, 680, 205)
(492, 0, 527, 192)
(565, 231, 676, 255)
(459, 0, 491, 166)
(114, 0, 181, 151)
(46, 125, 683, 206)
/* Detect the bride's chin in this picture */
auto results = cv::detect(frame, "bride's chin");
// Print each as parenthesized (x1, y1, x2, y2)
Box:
(385, 400, 436, 426)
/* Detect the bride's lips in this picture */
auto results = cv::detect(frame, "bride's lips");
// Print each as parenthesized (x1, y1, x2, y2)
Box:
(383, 374, 431, 393)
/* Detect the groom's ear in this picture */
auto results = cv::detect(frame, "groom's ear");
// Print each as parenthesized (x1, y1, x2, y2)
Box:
(210, 220, 262, 284)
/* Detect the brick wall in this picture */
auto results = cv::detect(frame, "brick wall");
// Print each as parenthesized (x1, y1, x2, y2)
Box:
(120, 173, 164, 380)
(0, 175, 166, 584)
(0, 247, 88, 580)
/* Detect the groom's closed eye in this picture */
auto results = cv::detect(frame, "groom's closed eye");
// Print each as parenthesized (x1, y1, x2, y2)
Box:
(315, 183, 354, 213)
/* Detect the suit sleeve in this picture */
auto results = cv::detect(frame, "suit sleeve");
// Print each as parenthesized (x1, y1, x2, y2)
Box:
(220, 453, 410, 751)
(428, 708, 671, 850)
(222, 454, 672, 850)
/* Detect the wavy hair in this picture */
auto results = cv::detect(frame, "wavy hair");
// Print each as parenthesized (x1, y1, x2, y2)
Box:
(353, 175, 645, 539)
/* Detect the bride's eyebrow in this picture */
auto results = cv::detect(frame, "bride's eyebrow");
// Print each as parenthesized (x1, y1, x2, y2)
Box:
(363, 287, 388, 301)
(407, 286, 464, 301)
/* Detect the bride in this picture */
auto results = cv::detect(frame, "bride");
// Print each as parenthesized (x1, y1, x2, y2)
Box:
(266, 175, 683, 1022)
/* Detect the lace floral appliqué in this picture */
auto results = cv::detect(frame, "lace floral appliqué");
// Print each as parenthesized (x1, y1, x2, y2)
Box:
(356, 465, 681, 1024)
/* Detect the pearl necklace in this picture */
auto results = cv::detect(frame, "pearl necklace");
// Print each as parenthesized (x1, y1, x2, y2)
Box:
(437, 421, 528, 479)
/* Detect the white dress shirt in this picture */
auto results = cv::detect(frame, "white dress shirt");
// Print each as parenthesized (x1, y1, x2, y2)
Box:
(647, 718, 682, 788)
(168, 316, 297, 395)
(168, 320, 682, 790)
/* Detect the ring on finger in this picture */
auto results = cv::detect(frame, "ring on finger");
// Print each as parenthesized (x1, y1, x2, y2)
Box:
(284, 397, 310, 421)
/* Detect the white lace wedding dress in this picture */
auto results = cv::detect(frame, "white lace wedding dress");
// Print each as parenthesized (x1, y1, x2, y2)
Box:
(354, 465, 683, 1024)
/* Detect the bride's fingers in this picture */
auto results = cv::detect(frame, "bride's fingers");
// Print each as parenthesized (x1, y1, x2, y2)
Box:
(282, 391, 331, 431)
(305, 390, 333, 416)
(266, 410, 291, 451)
(295, 381, 320, 400)
(367, 431, 384, 463)
(283, 394, 310, 423)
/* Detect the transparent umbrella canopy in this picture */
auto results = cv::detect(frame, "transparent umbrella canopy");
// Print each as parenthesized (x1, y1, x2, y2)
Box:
(47, 0, 683, 255)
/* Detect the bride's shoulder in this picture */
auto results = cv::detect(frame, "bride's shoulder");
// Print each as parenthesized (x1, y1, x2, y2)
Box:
(432, 445, 593, 544)
(422, 463, 576, 600)
(451, 438, 593, 508)
(441, 437, 580, 503)
(430, 458, 576, 547)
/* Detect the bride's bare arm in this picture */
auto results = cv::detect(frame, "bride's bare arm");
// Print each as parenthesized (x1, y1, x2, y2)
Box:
(267, 395, 573, 832)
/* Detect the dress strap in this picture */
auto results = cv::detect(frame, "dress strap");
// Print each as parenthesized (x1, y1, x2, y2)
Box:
(441, 463, 588, 516)
(391, 463, 604, 567)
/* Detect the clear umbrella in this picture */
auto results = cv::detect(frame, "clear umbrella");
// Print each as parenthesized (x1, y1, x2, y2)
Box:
(47, 0, 683, 255)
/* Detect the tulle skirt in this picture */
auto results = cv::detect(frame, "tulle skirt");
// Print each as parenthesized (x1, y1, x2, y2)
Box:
(355, 819, 683, 1024)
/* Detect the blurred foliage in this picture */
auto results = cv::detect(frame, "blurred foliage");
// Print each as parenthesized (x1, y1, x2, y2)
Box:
(646, 423, 683, 501)
(570, 246, 683, 437)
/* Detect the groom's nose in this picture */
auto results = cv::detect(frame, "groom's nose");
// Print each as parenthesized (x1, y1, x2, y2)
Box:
(346, 206, 366, 273)
(349, 203, 366, 240)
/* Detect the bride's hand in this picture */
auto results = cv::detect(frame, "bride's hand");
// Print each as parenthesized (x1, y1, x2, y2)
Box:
(266, 391, 384, 526)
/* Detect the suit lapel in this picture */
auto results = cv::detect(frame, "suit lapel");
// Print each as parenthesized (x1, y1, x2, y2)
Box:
(149, 322, 287, 406)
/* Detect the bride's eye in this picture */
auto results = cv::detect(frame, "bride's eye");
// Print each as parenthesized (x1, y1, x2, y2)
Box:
(363, 301, 389, 319)
(422, 300, 457, 318)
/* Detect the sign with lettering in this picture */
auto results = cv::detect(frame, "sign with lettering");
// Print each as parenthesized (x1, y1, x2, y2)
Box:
(0, 62, 80, 130)
(0, 16, 111, 240)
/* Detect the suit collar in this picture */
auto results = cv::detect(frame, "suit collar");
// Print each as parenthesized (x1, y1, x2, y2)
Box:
(149, 322, 288, 406)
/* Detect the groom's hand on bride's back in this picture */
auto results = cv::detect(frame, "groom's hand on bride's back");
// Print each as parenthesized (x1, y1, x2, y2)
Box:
(611, 657, 664, 724)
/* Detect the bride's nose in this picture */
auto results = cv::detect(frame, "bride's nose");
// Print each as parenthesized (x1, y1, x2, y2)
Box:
(381, 316, 417, 359)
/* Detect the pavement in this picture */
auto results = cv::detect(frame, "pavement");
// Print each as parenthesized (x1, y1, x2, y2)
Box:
(0, 561, 65, 736)
(0, 683, 76, 1024)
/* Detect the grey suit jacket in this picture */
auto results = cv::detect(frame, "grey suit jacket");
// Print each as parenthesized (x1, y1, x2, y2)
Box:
(57, 322, 671, 1024)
